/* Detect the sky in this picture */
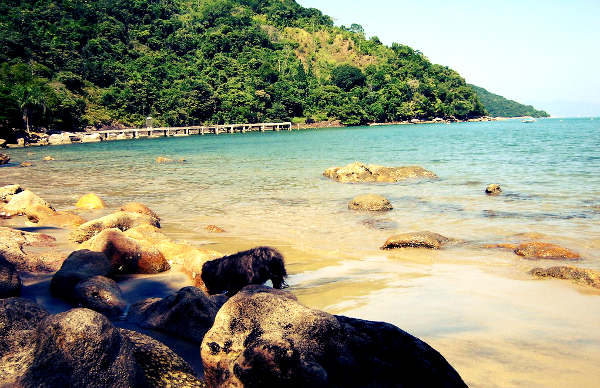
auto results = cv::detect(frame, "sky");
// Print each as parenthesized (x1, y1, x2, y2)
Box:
(296, 0, 600, 116)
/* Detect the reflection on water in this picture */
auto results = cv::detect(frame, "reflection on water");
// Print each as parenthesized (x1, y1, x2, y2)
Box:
(2, 119, 600, 387)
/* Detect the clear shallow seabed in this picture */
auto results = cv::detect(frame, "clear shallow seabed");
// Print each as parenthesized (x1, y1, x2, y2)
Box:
(2, 118, 599, 387)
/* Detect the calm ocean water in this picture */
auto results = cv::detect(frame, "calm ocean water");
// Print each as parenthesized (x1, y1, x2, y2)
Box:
(2, 118, 600, 387)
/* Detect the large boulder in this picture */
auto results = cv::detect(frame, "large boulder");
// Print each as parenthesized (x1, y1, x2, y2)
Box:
(69, 211, 161, 243)
(530, 266, 600, 289)
(324, 162, 438, 183)
(73, 276, 127, 319)
(381, 231, 450, 250)
(80, 228, 170, 274)
(127, 286, 227, 345)
(50, 249, 113, 300)
(75, 193, 107, 209)
(348, 194, 393, 211)
(19, 308, 146, 388)
(201, 286, 467, 388)
(2, 189, 54, 215)
(0, 298, 50, 385)
(0, 255, 22, 298)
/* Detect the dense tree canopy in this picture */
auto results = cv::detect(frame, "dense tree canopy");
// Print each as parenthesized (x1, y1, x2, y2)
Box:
(469, 85, 550, 118)
(0, 0, 488, 133)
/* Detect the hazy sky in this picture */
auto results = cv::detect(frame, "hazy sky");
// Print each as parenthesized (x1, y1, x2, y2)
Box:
(296, 0, 600, 109)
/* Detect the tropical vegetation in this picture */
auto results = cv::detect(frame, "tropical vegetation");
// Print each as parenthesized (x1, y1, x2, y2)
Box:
(0, 0, 488, 136)
(469, 85, 550, 118)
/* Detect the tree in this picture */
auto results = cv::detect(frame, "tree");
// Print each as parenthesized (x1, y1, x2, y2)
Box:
(331, 64, 366, 92)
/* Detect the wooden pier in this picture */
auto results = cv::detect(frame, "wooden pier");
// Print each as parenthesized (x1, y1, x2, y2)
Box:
(81, 122, 293, 141)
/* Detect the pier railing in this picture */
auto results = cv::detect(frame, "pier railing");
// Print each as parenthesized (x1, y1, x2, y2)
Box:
(80, 122, 293, 141)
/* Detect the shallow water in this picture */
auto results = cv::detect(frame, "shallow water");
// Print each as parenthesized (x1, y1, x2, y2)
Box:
(2, 118, 600, 387)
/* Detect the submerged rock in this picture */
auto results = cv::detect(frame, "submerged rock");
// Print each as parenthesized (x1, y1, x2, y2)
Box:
(530, 266, 600, 289)
(485, 183, 502, 195)
(514, 242, 580, 260)
(0, 153, 10, 165)
(381, 231, 450, 250)
(348, 194, 393, 211)
(127, 286, 227, 345)
(201, 285, 468, 388)
(324, 162, 438, 183)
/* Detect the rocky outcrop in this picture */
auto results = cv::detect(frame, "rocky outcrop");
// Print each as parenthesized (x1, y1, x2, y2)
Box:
(201, 285, 468, 388)
(0, 255, 22, 298)
(50, 249, 113, 300)
(75, 193, 107, 209)
(530, 266, 600, 289)
(348, 194, 393, 211)
(0, 298, 50, 385)
(80, 228, 170, 274)
(47, 132, 72, 145)
(73, 276, 127, 319)
(69, 211, 161, 243)
(324, 162, 438, 183)
(127, 286, 228, 345)
(381, 231, 450, 250)
(485, 184, 502, 195)
(19, 308, 146, 388)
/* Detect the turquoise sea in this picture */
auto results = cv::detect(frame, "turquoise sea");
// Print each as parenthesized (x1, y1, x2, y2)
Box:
(2, 117, 600, 387)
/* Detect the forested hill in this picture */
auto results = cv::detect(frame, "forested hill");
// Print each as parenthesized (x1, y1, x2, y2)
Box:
(0, 0, 487, 133)
(469, 85, 550, 118)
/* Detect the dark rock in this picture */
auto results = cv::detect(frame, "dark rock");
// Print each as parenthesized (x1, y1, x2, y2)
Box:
(0, 254, 22, 298)
(381, 231, 450, 249)
(324, 162, 438, 183)
(69, 211, 161, 243)
(0, 153, 9, 165)
(348, 194, 393, 211)
(201, 285, 467, 388)
(19, 308, 146, 388)
(50, 249, 113, 300)
(515, 242, 580, 260)
(0, 298, 50, 385)
(127, 286, 227, 345)
(119, 329, 206, 388)
(530, 266, 600, 289)
(80, 228, 170, 274)
(73, 276, 127, 319)
(485, 184, 502, 195)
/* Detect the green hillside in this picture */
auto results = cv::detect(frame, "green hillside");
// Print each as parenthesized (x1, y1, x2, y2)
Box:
(0, 0, 487, 135)
(469, 85, 550, 118)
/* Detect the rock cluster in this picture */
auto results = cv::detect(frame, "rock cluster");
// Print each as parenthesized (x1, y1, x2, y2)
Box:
(324, 162, 438, 183)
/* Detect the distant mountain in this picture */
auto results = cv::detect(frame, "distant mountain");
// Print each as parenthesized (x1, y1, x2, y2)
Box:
(526, 100, 600, 118)
(469, 85, 550, 118)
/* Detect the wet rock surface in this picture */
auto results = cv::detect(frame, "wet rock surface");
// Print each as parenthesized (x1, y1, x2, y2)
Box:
(69, 211, 161, 244)
(381, 231, 451, 250)
(530, 266, 600, 289)
(348, 194, 393, 211)
(324, 162, 438, 183)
